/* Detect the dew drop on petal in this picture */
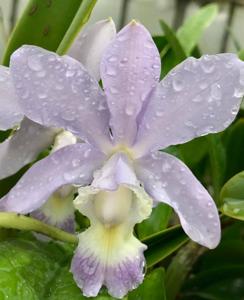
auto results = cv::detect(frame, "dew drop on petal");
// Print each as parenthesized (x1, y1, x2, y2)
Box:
(172, 78, 184, 92)
(72, 159, 80, 167)
(192, 95, 202, 103)
(27, 54, 43, 71)
(210, 83, 222, 100)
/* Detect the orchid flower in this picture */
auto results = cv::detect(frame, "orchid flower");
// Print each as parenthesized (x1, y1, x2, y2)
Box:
(0, 19, 116, 231)
(1, 20, 244, 298)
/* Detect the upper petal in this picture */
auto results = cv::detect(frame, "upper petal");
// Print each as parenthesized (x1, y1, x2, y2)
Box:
(68, 18, 116, 81)
(100, 21, 161, 145)
(0, 118, 58, 180)
(133, 54, 244, 156)
(135, 151, 221, 249)
(10, 45, 112, 152)
(0, 143, 105, 214)
(0, 66, 23, 130)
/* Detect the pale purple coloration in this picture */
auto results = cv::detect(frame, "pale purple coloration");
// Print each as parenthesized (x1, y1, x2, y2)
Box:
(1, 20, 244, 298)
(71, 247, 145, 298)
(0, 19, 116, 231)
(31, 210, 75, 233)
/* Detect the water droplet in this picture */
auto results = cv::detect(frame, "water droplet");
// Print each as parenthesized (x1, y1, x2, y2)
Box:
(172, 78, 184, 92)
(38, 93, 47, 99)
(211, 83, 222, 100)
(162, 162, 171, 173)
(125, 105, 134, 116)
(231, 106, 239, 115)
(106, 66, 117, 76)
(72, 159, 80, 167)
(66, 69, 76, 77)
(155, 111, 164, 117)
(108, 56, 117, 62)
(200, 55, 215, 73)
(36, 70, 46, 78)
(109, 87, 118, 94)
(61, 111, 75, 121)
(84, 148, 91, 158)
(55, 83, 64, 90)
(120, 57, 128, 67)
(208, 213, 214, 219)
(152, 63, 160, 69)
(233, 87, 243, 98)
(27, 54, 43, 71)
(192, 95, 202, 103)
(199, 82, 208, 90)
(233, 208, 240, 214)
(22, 90, 29, 99)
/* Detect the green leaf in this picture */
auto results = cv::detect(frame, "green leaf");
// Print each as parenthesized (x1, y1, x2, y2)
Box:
(177, 4, 218, 55)
(2, 0, 81, 65)
(128, 268, 167, 300)
(56, 0, 97, 55)
(220, 171, 244, 220)
(239, 48, 244, 61)
(181, 237, 244, 300)
(46, 266, 115, 300)
(224, 119, 244, 181)
(179, 136, 208, 168)
(160, 20, 186, 62)
(0, 235, 72, 299)
(143, 225, 188, 267)
(206, 134, 226, 204)
(137, 204, 172, 240)
(2, 0, 97, 65)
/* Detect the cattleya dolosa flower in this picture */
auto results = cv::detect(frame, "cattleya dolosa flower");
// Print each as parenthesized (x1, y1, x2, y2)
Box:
(1, 19, 244, 298)
(0, 19, 116, 231)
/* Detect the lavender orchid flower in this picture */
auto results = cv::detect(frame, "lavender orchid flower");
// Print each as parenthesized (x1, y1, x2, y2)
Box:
(1, 20, 244, 298)
(0, 18, 115, 180)
(0, 19, 116, 232)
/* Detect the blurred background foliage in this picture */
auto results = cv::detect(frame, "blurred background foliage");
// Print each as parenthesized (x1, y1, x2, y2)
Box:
(0, 0, 243, 299)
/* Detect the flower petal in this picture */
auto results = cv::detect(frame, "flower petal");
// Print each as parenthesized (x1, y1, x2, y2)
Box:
(68, 18, 116, 81)
(0, 143, 105, 214)
(135, 151, 221, 249)
(134, 54, 244, 156)
(71, 222, 146, 298)
(71, 153, 152, 298)
(10, 45, 112, 152)
(100, 21, 161, 145)
(0, 66, 23, 130)
(31, 185, 76, 233)
(0, 118, 58, 179)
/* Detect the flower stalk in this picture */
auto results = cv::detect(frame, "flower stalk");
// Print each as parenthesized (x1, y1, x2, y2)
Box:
(0, 212, 78, 243)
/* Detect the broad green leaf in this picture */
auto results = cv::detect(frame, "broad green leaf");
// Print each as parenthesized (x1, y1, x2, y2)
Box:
(128, 268, 167, 300)
(143, 225, 188, 267)
(220, 171, 244, 220)
(177, 4, 218, 55)
(179, 136, 208, 168)
(159, 20, 186, 62)
(224, 119, 244, 181)
(2, 0, 97, 65)
(181, 239, 244, 300)
(137, 204, 172, 240)
(0, 235, 72, 299)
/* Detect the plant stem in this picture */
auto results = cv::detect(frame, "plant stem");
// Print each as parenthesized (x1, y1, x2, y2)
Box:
(165, 241, 206, 300)
(0, 212, 78, 244)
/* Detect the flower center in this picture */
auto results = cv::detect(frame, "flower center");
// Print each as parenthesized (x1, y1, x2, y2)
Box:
(94, 186, 133, 227)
